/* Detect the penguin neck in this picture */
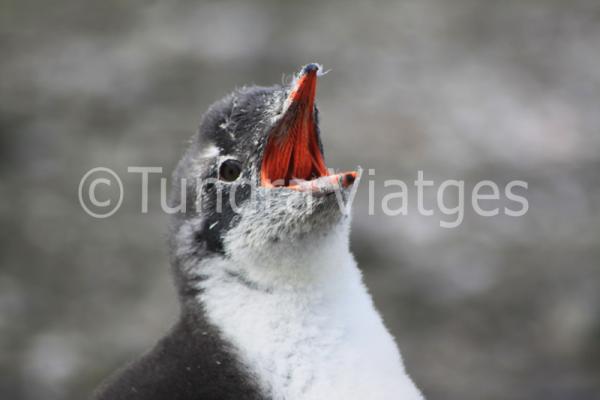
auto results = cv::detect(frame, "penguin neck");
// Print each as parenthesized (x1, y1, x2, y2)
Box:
(183, 219, 420, 400)
(172, 213, 357, 314)
(216, 218, 354, 291)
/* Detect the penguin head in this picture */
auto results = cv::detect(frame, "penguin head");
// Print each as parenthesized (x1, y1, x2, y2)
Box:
(170, 64, 357, 289)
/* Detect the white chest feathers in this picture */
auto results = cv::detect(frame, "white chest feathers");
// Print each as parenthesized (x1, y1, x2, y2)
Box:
(194, 229, 423, 400)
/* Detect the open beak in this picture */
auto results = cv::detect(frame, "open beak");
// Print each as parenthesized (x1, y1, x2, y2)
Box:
(260, 64, 357, 193)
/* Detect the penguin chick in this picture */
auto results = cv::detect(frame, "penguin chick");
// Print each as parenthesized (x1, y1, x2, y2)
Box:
(93, 64, 423, 400)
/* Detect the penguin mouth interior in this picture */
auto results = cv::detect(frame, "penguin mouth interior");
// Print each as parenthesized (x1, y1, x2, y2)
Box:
(260, 64, 356, 193)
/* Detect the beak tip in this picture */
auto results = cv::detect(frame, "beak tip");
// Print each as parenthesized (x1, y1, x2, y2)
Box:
(342, 171, 357, 187)
(288, 64, 320, 103)
(302, 63, 320, 75)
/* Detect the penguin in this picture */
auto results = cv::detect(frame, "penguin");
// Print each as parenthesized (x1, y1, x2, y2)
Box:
(92, 64, 424, 400)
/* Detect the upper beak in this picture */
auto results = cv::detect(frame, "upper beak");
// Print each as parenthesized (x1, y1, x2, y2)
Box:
(260, 64, 326, 188)
(260, 64, 356, 193)
(285, 63, 320, 112)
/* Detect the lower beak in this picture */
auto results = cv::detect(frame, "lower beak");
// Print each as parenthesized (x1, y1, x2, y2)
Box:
(287, 171, 357, 194)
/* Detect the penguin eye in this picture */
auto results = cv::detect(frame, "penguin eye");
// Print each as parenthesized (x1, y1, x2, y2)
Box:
(219, 159, 242, 182)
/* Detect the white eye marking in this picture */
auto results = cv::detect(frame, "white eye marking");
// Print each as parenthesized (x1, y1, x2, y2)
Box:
(200, 145, 220, 159)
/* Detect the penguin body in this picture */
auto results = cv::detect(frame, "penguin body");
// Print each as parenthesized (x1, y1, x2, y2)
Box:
(93, 64, 423, 400)
(93, 310, 262, 400)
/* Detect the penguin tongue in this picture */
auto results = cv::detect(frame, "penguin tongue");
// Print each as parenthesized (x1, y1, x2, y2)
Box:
(260, 64, 356, 191)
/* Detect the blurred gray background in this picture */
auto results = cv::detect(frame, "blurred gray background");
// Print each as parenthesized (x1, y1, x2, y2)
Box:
(2, 0, 600, 399)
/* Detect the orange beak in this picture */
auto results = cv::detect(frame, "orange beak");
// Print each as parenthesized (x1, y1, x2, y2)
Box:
(260, 64, 356, 192)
